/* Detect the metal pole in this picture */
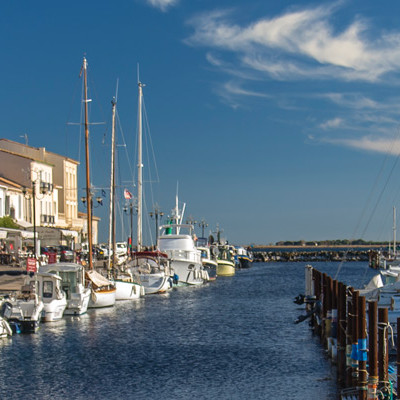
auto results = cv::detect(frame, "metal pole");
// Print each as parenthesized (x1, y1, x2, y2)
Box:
(33, 181, 37, 259)
(130, 204, 133, 255)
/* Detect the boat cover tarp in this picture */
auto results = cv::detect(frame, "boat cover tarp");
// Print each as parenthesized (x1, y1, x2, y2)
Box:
(85, 270, 111, 287)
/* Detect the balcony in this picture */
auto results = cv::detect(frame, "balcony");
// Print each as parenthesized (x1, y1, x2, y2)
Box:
(41, 214, 55, 225)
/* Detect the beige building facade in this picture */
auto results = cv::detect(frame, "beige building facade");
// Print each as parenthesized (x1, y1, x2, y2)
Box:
(0, 139, 99, 246)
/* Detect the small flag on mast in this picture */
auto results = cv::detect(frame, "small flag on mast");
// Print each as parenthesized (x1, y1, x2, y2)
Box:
(124, 188, 133, 200)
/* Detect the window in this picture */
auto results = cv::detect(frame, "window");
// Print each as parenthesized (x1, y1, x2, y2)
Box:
(42, 281, 53, 298)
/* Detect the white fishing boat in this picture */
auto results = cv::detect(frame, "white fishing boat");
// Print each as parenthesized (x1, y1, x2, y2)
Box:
(158, 220, 206, 285)
(25, 272, 67, 322)
(129, 251, 173, 294)
(39, 262, 91, 315)
(86, 269, 116, 308)
(6, 281, 44, 333)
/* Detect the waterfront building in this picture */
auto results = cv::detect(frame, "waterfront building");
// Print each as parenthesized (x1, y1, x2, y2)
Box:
(0, 139, 100, 248)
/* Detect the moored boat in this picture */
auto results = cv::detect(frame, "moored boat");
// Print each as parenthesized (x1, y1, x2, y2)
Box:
(6, 281, 44, 333)
(196, 240, 218, 281)
(39, 262, 91, 315)
(25, 272, 67, 322)
(86, 269, 116, 308)
(216, 244, 236, 277)
(128, 251, 173, 294)
(236, 246, 253, 269)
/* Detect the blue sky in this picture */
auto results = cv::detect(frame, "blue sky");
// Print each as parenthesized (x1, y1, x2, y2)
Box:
(2, 0, 400, 245)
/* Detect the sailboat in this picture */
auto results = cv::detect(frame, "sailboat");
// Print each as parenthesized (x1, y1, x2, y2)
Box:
(127, 81, 173, 294)
(80, 57, 116, 308)
(158, 193, 207, 285)
(107, 94, 143, 300)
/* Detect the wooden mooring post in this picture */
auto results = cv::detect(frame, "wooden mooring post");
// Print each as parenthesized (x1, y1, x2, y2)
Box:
(368, 300, 378, 400)
(302, 266, 394, 400)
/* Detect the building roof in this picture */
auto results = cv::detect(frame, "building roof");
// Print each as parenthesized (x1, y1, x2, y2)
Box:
(0, 148, 54, 167)
(0, 138, 79, 165)
(0, 176, 23, 190)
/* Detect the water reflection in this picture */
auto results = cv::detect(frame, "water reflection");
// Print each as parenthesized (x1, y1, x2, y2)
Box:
(0, 262, 373, 400)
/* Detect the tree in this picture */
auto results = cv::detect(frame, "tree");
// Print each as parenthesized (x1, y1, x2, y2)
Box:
(0, 216, 19, 229)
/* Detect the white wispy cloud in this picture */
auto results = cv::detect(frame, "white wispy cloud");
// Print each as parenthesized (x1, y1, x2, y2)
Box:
(320, 117, 343, 130)
(324, 136, 400, 155)
(186, 4, 400, 82)
(146, 0, 178, 12)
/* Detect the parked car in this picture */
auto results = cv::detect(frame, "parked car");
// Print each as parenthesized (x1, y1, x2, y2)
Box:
(40, 247, 57, 257)
(116, 242, 127, 256)
(98, 243, 110, 258)
(57, 245, 75, 262)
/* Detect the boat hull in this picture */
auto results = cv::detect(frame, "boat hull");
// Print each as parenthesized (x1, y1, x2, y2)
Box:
(170, 260, 204, 285)
(114, 280, 143, 300)
(42, 299, 67, 322)
(216, 261, 235, 276)
(64, 289, 91, 315)
(88, 288, 116, 308)
(139, 273, 171, 294)
(7, 300, 44, 333)
(237, 256, 253, 269)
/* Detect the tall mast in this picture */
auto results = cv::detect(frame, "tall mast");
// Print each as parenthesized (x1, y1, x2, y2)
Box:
(83, 57, 93, 270)
(108, 97, 117, 273)
(137, 82, 145, 251)
(393, 206, 397, 257)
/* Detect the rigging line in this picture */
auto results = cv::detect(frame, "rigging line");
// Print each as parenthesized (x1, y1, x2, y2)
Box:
(335, 126, 400, 281)
(142, 96, 159, 210)
(142, 98, 160, 183)
(116, 110, 135, 186)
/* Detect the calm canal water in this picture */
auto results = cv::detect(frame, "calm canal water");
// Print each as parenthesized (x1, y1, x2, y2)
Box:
(0, 261, 377, 399)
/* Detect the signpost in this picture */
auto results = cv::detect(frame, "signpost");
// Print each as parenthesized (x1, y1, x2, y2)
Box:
(26, 257, 37, 273)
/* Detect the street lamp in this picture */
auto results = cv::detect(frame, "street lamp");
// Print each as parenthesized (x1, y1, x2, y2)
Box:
(22, 179, 52, 260)
(185, 216, 197, 235)
(149, 205, 164, 245)
(198, 219, 208, 238)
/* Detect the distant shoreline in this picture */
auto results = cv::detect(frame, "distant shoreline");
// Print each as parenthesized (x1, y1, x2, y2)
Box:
(249, 244, 387, 249)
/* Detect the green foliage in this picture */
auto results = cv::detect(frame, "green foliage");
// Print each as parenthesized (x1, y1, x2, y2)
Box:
(0, 216, 19, 229)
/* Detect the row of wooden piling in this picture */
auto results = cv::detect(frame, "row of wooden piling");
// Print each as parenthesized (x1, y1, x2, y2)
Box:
(305, 265, 397, 399)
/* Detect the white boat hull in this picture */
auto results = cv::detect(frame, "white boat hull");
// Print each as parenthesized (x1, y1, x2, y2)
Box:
(88, 288, 116, 308)
(7, 299, 44, 333)
(170, 260, 204, 285)
(138, 273, 171, 294)
(114, 280, 143, 300)
(42, 299, 67, 322)
(64, 288, 91, 315)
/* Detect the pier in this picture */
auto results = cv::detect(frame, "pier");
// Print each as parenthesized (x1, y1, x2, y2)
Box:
(299, 265, 398, 399)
